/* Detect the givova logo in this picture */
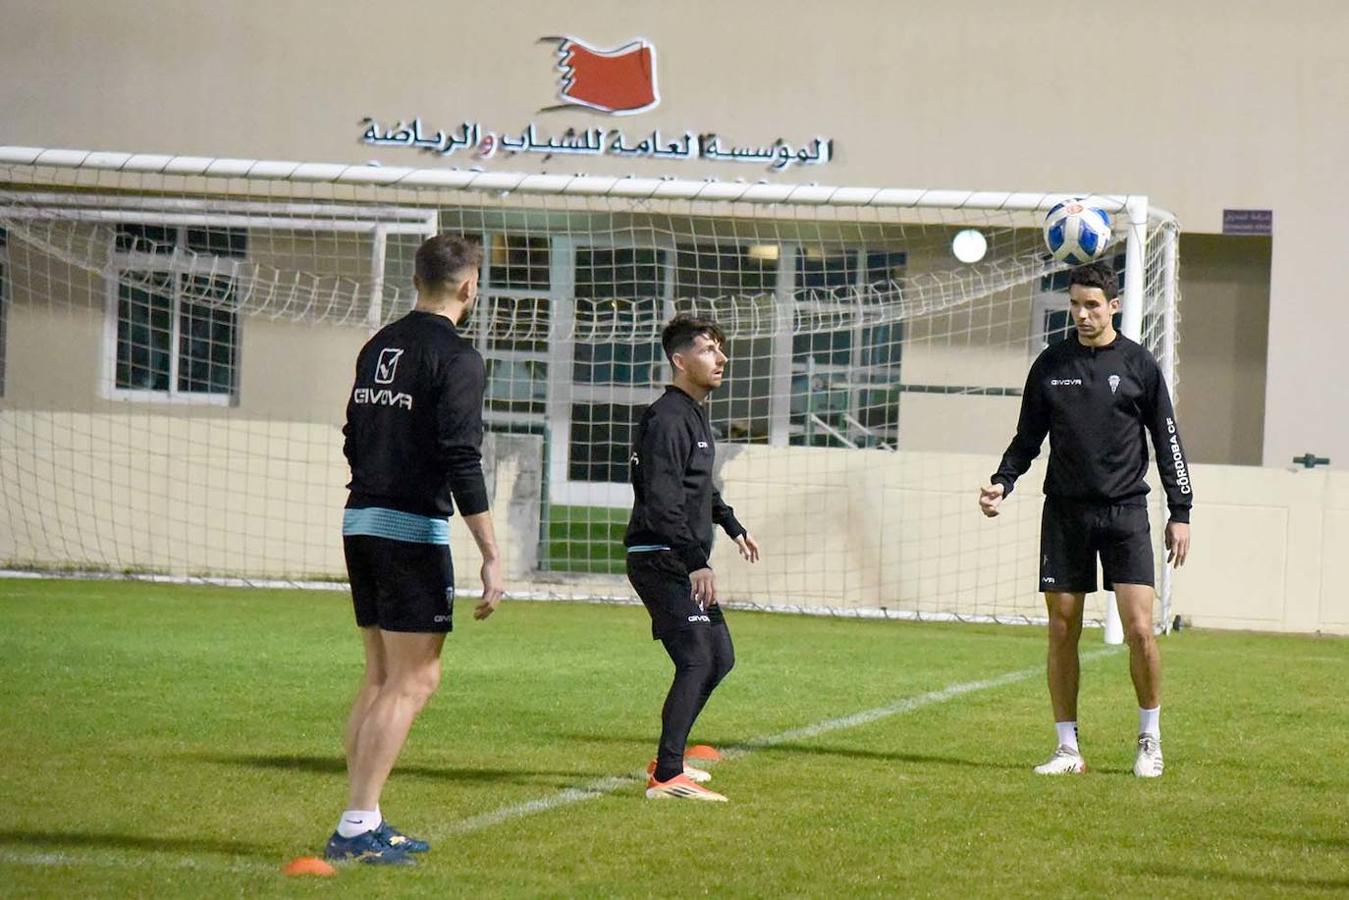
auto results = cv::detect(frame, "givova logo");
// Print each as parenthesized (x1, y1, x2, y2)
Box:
(1050, 378, 1083, 386)
(352, 388, 413, 410)
(375, 347, 405, 384)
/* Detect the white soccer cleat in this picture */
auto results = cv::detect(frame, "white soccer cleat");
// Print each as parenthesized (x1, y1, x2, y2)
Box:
(1133, 734, 1164, 778)
(1033, 745, 1087, 775)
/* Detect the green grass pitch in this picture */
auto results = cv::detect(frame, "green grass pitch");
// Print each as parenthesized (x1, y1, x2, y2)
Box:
(1, 578, 1346, 897)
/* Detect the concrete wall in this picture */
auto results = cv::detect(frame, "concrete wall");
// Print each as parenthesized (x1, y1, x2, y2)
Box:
(0, 0, 1328, 465)
(0, 416, 542, 583)
(2, 408, 1343, 635)
(702, 449, 1348, 636)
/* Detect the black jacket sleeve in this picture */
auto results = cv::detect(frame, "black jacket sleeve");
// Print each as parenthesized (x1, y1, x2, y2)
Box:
(712, 489, 746, 540)
(1141, 359, 1194, 524)
(991, 359, 1050, 497)
(342, 348, 366, 467)
(640, 414, 707, 571)
(435, 350, 490, 517)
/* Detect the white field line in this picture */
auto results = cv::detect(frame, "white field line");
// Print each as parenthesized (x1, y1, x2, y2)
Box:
(0, 648, 1117, 873)
(0, 849, 273, 874)
(432, 647, 1117, 838)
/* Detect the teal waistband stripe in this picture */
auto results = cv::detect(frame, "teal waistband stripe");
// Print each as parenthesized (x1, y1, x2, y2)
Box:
(627, 544, 672, 553)
(343, 507, 450, 545)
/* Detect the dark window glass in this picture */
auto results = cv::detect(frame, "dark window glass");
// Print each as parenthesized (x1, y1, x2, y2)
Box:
(186, 227, 248, 259)
(675, 243, 776, 296)
(568, 403, 646, 483)
(116, 274, 174, 390)
(573, 247, 662, 384)
(485, 357, 547, 414)
(115, 224, 177, 255)
(0, 237, 7, 396)
(178, 276, 238, 394)
(485, 296, 549, 354)
(490, 235, 549, 289)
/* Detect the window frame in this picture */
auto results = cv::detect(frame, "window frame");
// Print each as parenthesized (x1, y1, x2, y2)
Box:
(0, 227, 8, 397)
(789, 246, 906, 448)
(101, 227, 245, 406)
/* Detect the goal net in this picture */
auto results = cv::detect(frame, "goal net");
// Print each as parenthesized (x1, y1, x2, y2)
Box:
(0, 147, 1181, 628)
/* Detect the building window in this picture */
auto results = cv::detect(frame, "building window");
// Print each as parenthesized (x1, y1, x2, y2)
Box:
(676, 242, 778, 444)
(572, 247, 663, 386)
(568, 402, 646, 483)
(481, 234, 551, 426)
(106, 225, 245, 403)
(792, 248, 906, 447)
(566, 246, 666, 488)
(0, 227, 8, 397)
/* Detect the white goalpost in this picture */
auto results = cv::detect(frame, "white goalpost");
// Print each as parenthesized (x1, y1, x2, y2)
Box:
(0, 146, 1182, 633)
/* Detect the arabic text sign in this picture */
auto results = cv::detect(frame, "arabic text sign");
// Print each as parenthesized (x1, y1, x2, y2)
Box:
(1222, 209, 1273, 235)
(361, 118, 833, 171)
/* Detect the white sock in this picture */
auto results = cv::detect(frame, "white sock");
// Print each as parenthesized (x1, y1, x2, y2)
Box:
(336, 808, 382, 838)
(1055, 721, 1079, 752)
(1139, 706, 1161, 739)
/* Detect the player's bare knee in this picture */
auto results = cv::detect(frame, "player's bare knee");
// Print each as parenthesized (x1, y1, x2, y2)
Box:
(1047, 615, 1080, 646)
(390, 665, 440, 707)
(1124, 624, 1155, 651)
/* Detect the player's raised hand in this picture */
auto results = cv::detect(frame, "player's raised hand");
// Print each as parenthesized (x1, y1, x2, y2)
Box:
(475, 557, 504, 619)
(978, 483, 1005, 518)
(734, 532, 760, 563)
(1165, 521, 1190, 568)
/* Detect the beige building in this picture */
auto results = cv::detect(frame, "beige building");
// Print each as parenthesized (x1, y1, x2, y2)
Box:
(0, 1, 1344, 633)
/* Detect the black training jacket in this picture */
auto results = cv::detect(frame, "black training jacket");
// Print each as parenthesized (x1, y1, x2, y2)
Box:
(991, 334, 1193, 523)
(342, 311, 489, 518)
(625, 385, 747, 571)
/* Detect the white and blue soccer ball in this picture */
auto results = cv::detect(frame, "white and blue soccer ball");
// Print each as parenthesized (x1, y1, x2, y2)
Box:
(1043, 199, 1113, 265)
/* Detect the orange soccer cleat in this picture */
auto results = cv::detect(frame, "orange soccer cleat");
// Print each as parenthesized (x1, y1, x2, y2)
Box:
(646, 758, 712, 783)
(644, 771, 728, 802)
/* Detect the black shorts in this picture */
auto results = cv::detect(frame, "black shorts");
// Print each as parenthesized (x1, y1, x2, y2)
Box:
(626, 550, 725, 640)
(344, 535, 455, 633)
(1039, 497, 1155, 593)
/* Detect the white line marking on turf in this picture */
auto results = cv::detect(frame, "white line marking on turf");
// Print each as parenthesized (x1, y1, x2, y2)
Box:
(0, 649, 1118, 873)
(0, 848, 272, 874)
(433, 648, 1118, 839)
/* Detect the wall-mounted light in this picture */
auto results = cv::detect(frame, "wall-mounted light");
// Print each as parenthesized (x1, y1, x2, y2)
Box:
(952, 229, 987, 264)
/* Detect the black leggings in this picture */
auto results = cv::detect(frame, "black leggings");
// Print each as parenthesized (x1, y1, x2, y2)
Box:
(654, 623, 735, 781)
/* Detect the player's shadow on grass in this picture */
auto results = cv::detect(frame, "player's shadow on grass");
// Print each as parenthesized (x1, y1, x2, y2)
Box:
(759, 742, 1028, 772)
(1144, 863, 1349, 892)
(1236, 830, 1349, 852)
(551, 733, 1029, 772)
(189, 752, 591, 785)
(0, 829, 266, 857)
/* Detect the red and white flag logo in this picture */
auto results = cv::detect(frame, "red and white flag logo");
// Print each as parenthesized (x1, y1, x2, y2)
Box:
(550, 36, 659, 115)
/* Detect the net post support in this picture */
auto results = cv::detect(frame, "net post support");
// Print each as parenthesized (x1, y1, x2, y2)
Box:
(367, 224, 387, 335)
(1157, 220, 1180, 633)
(1104, 196, 1150, 646)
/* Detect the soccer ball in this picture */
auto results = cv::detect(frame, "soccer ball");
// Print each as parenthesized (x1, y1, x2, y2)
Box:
(1043, 199, 1113, 265)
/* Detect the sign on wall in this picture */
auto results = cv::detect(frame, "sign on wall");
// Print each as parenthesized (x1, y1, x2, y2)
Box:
(1222, 209, 1273, 235)
(359, 35, 834, 171)
(549, 36, 659, 116)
